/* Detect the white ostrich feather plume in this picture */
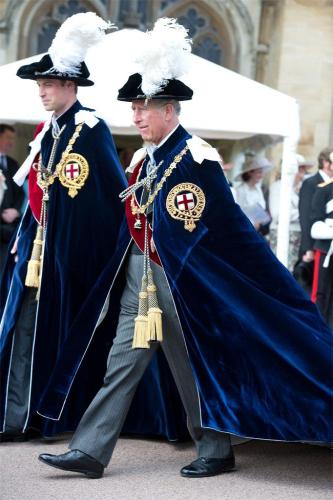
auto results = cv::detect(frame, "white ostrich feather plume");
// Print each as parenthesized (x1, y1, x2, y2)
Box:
(135, 17, 192, 97)
(48, 12, 113, 76)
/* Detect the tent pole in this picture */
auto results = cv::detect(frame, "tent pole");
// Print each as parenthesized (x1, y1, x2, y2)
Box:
(276, 135, 298, 267)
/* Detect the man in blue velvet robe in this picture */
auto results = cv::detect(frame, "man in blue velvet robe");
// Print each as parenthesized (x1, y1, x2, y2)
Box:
(38, 68, 333, 479)
(0, 18, 127, 441)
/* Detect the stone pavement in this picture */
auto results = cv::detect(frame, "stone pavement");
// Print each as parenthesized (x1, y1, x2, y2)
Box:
(0, 436, 332, 500)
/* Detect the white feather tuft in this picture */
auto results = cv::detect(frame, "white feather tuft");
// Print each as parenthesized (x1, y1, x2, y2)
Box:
(135, 17, 192, 97)
(48, 12, 114, 76)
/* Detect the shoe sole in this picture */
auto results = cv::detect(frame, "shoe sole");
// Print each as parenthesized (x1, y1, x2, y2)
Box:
(180, 466, 237, 478)
(0, 435, 28, 443)
(38, 456, 103, 479)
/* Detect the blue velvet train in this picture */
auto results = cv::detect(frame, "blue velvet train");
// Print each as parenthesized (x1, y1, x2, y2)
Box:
(36, 125, 333, 442)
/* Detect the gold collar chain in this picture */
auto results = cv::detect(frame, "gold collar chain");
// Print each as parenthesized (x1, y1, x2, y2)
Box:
(37, 122, 84, 190)
(131, 145, 189, 216)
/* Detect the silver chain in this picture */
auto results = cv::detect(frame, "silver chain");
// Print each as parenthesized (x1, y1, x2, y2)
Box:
(40, 125, 66, 180)
(119, 159, 163, 202)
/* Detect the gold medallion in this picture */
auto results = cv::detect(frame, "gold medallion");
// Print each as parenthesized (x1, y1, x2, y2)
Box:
(58, 153, 89, 198)
(166, 183, 206, 232)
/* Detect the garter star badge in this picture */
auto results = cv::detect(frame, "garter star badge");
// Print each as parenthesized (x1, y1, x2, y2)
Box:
(59, 153, 89, 198)
(166, 183, 205, 232)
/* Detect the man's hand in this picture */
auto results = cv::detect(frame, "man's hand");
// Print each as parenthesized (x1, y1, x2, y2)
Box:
(302, 250, 314, 263)
(1, 208, 20, 224)
(10, 237, 19, 263)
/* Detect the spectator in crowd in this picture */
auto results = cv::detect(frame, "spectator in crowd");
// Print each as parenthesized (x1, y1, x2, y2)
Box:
(269, 154, 314, 271)
(235, 155, 272, 236)
(299, 147, 333, 263)
(0, 124, 24, 275)
(310, 152, 333, 329)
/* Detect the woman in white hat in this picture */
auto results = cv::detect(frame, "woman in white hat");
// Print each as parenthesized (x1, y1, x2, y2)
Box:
(235, 156, 272, 236)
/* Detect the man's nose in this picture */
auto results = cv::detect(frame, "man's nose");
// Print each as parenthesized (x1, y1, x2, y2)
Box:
(133, 110, 141, 124)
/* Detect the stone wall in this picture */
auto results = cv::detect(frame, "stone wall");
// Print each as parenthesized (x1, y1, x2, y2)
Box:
(262, 0, 333, 160)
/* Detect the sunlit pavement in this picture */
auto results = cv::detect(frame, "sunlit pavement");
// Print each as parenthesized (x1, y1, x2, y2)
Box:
(1, 436, 332, 500)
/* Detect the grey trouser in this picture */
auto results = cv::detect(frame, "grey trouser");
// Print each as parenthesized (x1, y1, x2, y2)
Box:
(5, 287, 37, 432)
(70, 250, 231, 466)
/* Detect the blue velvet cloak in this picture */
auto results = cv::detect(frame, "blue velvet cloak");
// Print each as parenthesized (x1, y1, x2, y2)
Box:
(35, 124, 333, 442)
(0, 101, 131, 435)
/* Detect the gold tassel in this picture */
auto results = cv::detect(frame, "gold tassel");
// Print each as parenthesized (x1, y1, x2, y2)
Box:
(147, 269, 163, 342)
(132, 275, 150, 348)
(25, 225, 43, 288)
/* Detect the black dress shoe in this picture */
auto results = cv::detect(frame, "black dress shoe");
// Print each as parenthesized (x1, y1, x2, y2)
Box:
(0, 428, 41, 443)
(0, 432, 29, 443)
(180, 454, 236, 478)
(38, 450, 104, 479)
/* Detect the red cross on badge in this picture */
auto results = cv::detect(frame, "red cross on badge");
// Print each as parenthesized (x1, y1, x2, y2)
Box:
(65, 162, 80, 179)
(176, 192, 195, 211)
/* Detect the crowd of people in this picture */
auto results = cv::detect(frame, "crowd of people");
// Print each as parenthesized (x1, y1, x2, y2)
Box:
(0, 13, 332, 481)
(223, 146, 333, 329)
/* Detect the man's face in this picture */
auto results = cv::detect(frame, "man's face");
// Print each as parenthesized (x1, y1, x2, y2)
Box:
(323, 158, 333, 177)
(328, 160, 333, 177)
(0, 129, 15, 154)
(131, 100, 170, 145)
(37, 79, 74, 115)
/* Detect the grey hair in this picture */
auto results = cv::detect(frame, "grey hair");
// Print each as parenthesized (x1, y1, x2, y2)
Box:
(153, 99, 181, 115)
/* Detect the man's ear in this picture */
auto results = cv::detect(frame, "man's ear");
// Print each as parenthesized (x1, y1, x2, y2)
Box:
(164, 103, 174, 121)
(66, 80, 75, 91)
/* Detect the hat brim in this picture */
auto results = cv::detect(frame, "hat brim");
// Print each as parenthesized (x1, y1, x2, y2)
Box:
(118, 93, 192, 102)
(297, 161, 315, 168)
(235, 163, 273, 182)
(17, 72, 94, 87)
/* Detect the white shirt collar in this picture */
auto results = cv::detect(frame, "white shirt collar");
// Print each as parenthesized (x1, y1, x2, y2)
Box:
(319, 170, 331, 182)
(146, 124, 180, 163)
(51, 114, 60, 135)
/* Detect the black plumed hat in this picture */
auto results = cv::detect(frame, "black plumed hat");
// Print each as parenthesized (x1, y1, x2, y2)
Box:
(118, 19, 193, 102)
(17, 13, 112, 87)
(17, 54, 94, 87)
(118, 73, 193, 102)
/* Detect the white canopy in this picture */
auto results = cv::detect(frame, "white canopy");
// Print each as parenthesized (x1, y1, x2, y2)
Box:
(0, 28, 300, 264)
(0, 29, 299, 139)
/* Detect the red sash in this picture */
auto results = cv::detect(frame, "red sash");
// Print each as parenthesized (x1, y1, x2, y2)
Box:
(125, 160, 161, 266)
(28, 122, 45, 223)
(311, 249, 324, 303)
